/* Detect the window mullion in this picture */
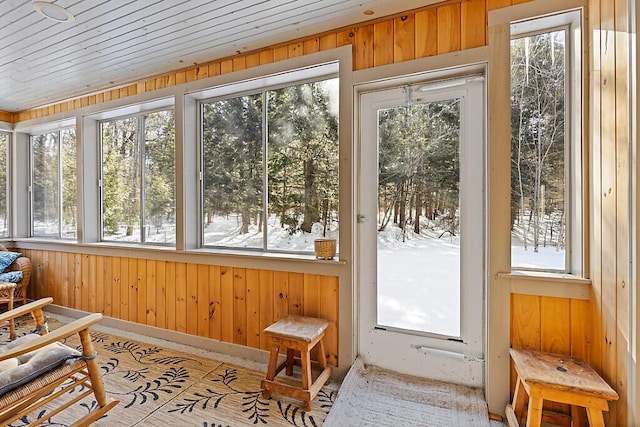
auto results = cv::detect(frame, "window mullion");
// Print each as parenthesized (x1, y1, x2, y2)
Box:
(262, 91, 269, 251)
(58, 130, 63, 238)
(139, 115, 146, 243)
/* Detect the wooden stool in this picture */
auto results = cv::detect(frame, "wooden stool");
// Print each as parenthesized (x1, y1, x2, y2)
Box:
(261, 315, 332, 410)
(506, 349, 619, 427)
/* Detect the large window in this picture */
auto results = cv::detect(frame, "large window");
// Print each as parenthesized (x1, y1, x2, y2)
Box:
(510, 11, 583, 273)
(100, 109, 176, 244)
(0, 132, 8, 237)
(200, 77, 339, 253)
(30, 128, 77, 239)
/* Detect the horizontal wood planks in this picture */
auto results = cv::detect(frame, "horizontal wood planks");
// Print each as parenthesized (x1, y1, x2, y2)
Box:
(20, 249, 339, 366)
(10, 0, 536, 123)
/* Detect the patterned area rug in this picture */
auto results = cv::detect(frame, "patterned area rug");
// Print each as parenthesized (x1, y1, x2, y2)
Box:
(1, 315, 337, 426)
(324, 357, 491, 427)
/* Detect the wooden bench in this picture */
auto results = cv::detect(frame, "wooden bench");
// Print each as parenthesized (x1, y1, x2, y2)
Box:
(261, 315, 332, 410)
(506, 349, 619, 427)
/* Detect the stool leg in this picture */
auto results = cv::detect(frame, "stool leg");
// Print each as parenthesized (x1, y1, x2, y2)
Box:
(317, 338, 327, 370)
(263, 344, 280, 399)
(286, 348, 295, 376)
(585, 408, 605, 427)
(301, 347, 312, 391)
(526, 397, 543, 427)
(512, 376, 527, 423)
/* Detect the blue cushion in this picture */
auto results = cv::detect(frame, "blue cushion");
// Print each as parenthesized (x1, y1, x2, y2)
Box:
(0, 251, 20, 273)
(0, 271, 22, 283)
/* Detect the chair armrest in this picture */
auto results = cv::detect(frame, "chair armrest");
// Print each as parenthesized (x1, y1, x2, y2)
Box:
(0, 313, 103, 361)
(0, 297, 53, 323)
(6, 256, 32, 286)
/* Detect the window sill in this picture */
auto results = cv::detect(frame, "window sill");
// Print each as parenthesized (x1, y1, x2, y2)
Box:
(498, 270, 590, 300)
(7, 238, 347, 274)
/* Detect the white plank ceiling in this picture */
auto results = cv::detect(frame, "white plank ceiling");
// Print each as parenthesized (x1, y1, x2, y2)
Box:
(0, 0, 443, 112)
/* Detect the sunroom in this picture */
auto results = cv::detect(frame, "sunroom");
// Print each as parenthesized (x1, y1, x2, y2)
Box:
(0, 0, 637, 425)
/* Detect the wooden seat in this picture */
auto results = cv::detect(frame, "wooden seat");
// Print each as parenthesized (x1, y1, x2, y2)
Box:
(506, 349, 619, 427)
(261, 315, 332, 410)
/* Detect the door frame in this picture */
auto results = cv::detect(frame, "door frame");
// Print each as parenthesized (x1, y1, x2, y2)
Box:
(354, 66, 488, 387)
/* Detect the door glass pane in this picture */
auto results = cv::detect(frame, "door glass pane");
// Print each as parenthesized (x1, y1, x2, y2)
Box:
(377, 98, 461, 337)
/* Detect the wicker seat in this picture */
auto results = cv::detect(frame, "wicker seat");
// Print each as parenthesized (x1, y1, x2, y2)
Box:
(0, 298, 119, 426)
(0, 244, 32, 305)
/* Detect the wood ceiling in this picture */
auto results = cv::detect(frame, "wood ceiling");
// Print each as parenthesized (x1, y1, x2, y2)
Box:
(0, 0, 443, 113)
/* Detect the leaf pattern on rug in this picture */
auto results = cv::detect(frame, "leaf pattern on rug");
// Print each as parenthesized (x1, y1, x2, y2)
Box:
(104, 340, 201, 365)
(111, 366, 190, 408)
(170, 368, 271, 425)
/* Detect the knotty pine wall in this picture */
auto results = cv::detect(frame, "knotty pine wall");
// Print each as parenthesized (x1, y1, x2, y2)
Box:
(10, 0, 638, 422)
(588, 0, 633, 425)
(21, 249, 339, 366)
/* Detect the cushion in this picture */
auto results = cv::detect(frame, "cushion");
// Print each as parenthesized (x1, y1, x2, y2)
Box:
(0, 271, 23, 283)
(0, 251, 20, 273)
(0, 334, 80, 396)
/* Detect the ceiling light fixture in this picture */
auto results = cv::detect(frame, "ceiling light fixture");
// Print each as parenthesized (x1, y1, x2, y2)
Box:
(33, 2, 75, 23)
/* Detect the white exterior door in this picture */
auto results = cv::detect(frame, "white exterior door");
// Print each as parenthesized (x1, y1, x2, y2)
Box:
(357, 75, 486, 386)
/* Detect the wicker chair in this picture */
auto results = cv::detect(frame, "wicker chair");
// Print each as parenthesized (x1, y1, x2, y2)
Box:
(0, 244, 31, 305)
(0, 298, 118, 426)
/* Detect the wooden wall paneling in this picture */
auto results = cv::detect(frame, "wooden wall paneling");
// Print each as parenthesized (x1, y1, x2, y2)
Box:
(220, 59, 233, 75)
(614, 2, 631, 425)
(588, 0, 604, 378)
(208, 265, 222, 340)
(336, 29, 353, 48)
(288, 42, 303, 58)
(208, 62, 221, 78)
(436, 3, 461, 54)
(245, 52, 260, 69)
(415, 9, 438, 59)
(67, 252, 76, 309)
(570, 299, 589, 360)
(165, 261, 177, 331)
(220, 266, 234, 342)
(273, 270, 289, 321)
(186, 262, 199, 335)
(80, 254, 89, 311)
(232, 56, 247, 72)
(103, 256, 112, 316)
(72, 253, 81, 310)
(233, 267, 247, 346)
(137, 258, 147, 324)
(258, 50, 274, 66)
(540, 297, 571, 354)
(373, 20, 394, 66)
(318, 33, 337, 52)
(40, 251, 49, 299)
(599, 0, 619, 423)
(319, 275, 338, 366)
(303, 37, 320, 55)
(354, 24, 374, 71)
(146, 260, 157, 326)
(59, 252, 66, 304)
(128, 258, 138, 322)
(88, 255, 97, 312)
(111, 257, 121, 318)
(185, 68, 197, 83)
(393, 14, 416, 63)
(155, 260, 166, 329)
(510, 294, 541, 350)
(288, 272, 304, 316)
(197, 263, 210, 338)
(120, 256, 130, 320)
(175, 262, 187, 333)
(273, 46, 289, 62)
(95, 255, 104, 314)
(304, 274, 321, 360)
(461, 0, 486, 50)
(245, 268, 261, 348)
(258, 269, 274, 350)
(47, 251, 59, 305)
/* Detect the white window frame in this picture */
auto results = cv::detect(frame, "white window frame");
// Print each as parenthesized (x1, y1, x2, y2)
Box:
(28, 125, 77, 240)
(510, 9, 584, 276)
(195, 62, 340, 255)
(98, 106, 176, 246)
